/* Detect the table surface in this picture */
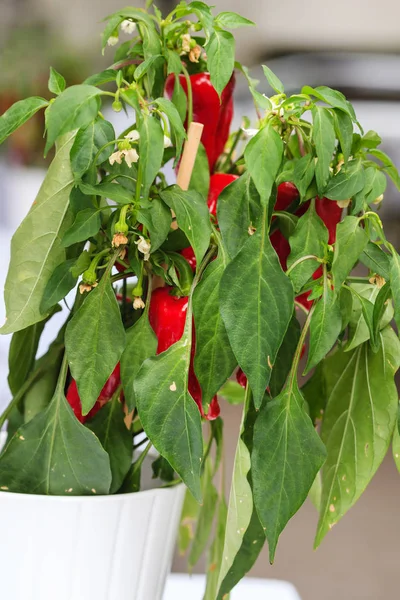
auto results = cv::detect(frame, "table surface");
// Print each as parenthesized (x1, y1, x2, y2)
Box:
(164, 574, 302, 600)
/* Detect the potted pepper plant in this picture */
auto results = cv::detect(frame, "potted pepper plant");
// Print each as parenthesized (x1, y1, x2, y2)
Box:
(1, 2, 400, 600)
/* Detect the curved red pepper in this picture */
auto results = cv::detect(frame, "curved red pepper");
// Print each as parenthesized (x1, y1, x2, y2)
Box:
(165, 72, 235, 172)
(149, 287, 220, 420)
(66, 364, 121, 424)
(181, 173, 239, 271)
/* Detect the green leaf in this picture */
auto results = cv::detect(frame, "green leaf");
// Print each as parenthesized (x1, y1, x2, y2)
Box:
(70, 119, 115, 177)
(65, 278, 126, 415)
(220, 210, 294, 408)
(193, 251, 236, 407)
(40, 259, 77, 313)
(287, 201, 328, 292)
(134, 54, 165, 81)
(293, 154, 315, 200)
(48, 67, 66, 95)
(188, 142, 210, 200)
(138, 114, 164, 199)
(390, 250, 400, 332)
(160, 186, 212, 267)
(315, 330, 399, 546)
(217, 397, 265, 598)
(369, 149, 400, 189)
(262, 65, 284, 94)
(23, 344, 64, 423)
(166, 49, 182, 75)
(137, 197, 172, 253)
(303, 85, 357, 123)
(269, 315, 300, 397)
(333, 109, 353, 163)
(363, 167, 387, 204)
(345, 283, 392, 352)
(0, 132, 76, 335)
(249, 87, 273, 111)
(218, 172, 260, 260)
(218, 380, 245, 405)
(244, 124, 284, 205)
(79, 181, 133, 205)
(360, 242, 391, 280)
(206, 30, 235, 97)
(0, 368, 112, 495)
(45, 85, 102, 155)
(87, 397, 133, 494)
(312, 106, 336, 194)
(204, 494, 228, 600)
(215, 11, 255, 29)
(189, 456, 218, 568)
(372, 283, 392, 351)
(305, 285, 342, 373)
(252, 376, 326, 561)
(331, 216, 369, 289)
(120, 311, 157, 413)
(0, 96, 48, 145)
(179, 488, 201, 554)
(84, 69, 118, 86)
(154, 97, 186, 158)
(393, 416, 400, 474)
(8, 320, 48, 396)
(172, 75, 187, 123)
(134, 330, 203, 502)
(62, 209, 101, 247)
(325, 159, 365, 201)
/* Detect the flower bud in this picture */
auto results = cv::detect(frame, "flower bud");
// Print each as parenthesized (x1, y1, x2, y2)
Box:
(107, 35, 119, 47)
(112, 100, 123, 112)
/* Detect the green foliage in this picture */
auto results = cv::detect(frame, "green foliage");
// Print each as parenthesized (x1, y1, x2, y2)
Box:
(0, 132, 76, 334)
(0, 97, 48, 145)
(65, 277, 126, 414)
(0, 362, 112, 495)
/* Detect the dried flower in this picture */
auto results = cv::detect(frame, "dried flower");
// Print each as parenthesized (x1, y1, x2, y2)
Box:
(189, 45, 201, 63)
(107, 36, 119, 47)
(135, 235, 151, 260)
(121, 20, 137, 34)
(112, 233, 129, 248)
(133, 296, 145, 310)
(181, 33, 191, 53)
(369, 274, 386, 288)
(79, 282, 97, 294)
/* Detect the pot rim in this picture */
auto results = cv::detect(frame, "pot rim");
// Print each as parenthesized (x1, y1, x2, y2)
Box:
(0, 482, 184, 502)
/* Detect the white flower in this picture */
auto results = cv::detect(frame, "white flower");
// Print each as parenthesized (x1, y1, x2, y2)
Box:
(135, 235, 151, 261)
(125, 130, 140, 142)
(181, 33, 191, 53)
(163, 135, 172, 148)
(242, 128, 259, 138)
(121, 20, 137, 34)
(124, 148, 139, 167)
(133, 297, 145, 310)
(109, 151, 123, 165)
(107, 36, 119, 47)
(109, 148, 139, 168)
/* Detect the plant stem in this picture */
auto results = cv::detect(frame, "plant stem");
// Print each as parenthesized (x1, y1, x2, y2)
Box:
(286, 255, 320, 277)
(181, 64, 193, 127)
(0, 367, 44, 430)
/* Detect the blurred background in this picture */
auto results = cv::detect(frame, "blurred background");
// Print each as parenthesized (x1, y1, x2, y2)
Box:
(1, 1, 400, 598)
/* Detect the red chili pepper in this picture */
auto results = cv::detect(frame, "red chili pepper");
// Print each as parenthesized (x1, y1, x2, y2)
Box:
(149, 286, 220, 420)
(66, 364, 121, 423)
(165, 72, 235, 172)
(181, 173, 238, 271)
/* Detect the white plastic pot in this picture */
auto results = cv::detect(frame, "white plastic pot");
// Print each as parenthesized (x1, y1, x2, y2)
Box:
(0, 432, 185, 600)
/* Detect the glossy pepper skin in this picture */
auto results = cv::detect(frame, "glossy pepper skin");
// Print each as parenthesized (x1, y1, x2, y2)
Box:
(148, 287, 220, 420)
(66, 364, 121, 424)
(165, 72, 235, 172)
(181, 173, 239, 271)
